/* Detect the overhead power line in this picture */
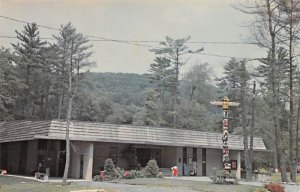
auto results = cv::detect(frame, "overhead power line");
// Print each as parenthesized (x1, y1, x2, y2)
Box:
(0, 15, 60, 31)
(0, 15, 263, 60)
(0, 36, 262, 61)
(0, 15, 258, 45)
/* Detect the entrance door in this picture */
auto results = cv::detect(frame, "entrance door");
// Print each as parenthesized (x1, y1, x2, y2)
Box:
(136, 148, 151, 167)
(202, 148, 206, 176)
(136, 148, 161, 167)
(18, 141, 28, 174)
(58, 141, 66, 177)
(1, 143, 8, 170)
(80, 154, 84, 179)
(182, 147, 187, 175)
(151, 149, 161, 167)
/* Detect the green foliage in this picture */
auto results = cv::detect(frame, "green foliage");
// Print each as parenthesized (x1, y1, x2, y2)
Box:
(264, 183, 285, 192)
(145, 160, 159, 178)
(252, 187, 269, 192)
(258, 167, 270, 175)
(104, 158, 117, 179)
(123, 170, 137, 179)
(107, 104, 138, 124)
(80, 72, 153, 106)
(92, 175, 100, 181)
(72, 92, 113, 122)
(210, 169, 238, 184)
(149, 36, 203, 127)
(135, 170, 145, 178)
(133, 89, 166, 126)
(11, 23, 48, 119)
(0, 48, 25, 120)
(115, 167, 125, 179)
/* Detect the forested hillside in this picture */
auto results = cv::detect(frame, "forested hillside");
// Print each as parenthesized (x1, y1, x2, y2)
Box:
(81, 72, 153, 106)
(74, 71, 221, 131)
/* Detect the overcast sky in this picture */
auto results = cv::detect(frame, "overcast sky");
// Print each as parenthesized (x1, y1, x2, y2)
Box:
(0, 0, 266, 77)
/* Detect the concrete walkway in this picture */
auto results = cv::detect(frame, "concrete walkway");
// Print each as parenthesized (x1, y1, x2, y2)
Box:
(5, 174, 85, 183)
(165, 176, 300, 192)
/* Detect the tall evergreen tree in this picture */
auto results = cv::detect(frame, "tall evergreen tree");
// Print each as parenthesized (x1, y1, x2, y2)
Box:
(133, 89, 165, 126)
(217, 58, 241, 133)
(150, 36, 203, 127)
(149, 57, 172, 114)
(12, 23, 47, 119)
(0, 48, 24, 120)
(257, 47, 290, 181)
(53, 22, 93, 185)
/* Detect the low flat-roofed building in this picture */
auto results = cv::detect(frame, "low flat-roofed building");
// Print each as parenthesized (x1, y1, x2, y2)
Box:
(0, 120, 266, 180)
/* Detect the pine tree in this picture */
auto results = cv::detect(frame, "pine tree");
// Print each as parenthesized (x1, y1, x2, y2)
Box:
(12, 23, 47, 118)
(0, 48, 25, 120)
(53, 22, 93, 186)
(150, 36, 203, 127)
(217, 58, 241, 133)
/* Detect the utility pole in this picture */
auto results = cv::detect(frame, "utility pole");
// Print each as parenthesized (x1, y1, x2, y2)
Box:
(210, 96, 239, 172)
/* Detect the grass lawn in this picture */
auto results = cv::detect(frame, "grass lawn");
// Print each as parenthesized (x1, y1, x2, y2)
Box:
(0, 176, 110, 192)
(270, 173, 300, 184)
(114, 178, 257, 192)
(0, 175, 259, 192)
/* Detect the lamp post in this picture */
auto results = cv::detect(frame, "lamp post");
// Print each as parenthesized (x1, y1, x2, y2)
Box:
(210, 96, 239, 172)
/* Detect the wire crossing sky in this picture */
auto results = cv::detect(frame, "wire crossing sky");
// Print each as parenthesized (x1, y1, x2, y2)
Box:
(0, 0, 266, 77)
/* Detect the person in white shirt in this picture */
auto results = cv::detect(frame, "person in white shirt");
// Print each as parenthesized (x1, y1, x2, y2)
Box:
(192, 159, 197, 176)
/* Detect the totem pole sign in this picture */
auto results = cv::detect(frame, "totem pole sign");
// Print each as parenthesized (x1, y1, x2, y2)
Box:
(210, 96, 239, 172)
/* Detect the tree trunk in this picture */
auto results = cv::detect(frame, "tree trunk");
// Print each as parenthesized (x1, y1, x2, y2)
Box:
(45, 94, 49, 120)
(249, 81, 256, 179)
(57, 90, 64, 120)
(275, 115, 288, 181)
(62, 94, 72, 185)
(288, 9, 296, 182)
(296, 95, 300, 163)
(241, 63, 251, 181)
(266, 0, 288, 182)
(57, 64, 65, 120)
(172, 48, 179, 128)
(62, 50, 74, 186)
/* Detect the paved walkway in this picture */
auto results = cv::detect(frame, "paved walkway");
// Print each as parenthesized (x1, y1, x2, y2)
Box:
(5, 174, 85, 183)
(166, 176, 300, 192)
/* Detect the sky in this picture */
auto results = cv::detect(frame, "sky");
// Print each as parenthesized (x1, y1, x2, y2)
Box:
(0, 0, 266, 77)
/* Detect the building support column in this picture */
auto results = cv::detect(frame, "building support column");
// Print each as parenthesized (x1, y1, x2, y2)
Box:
(83, 143, 94, 180)
(236, 151, 241, 179)
(70, 148, 80, 179)
(176, 147, 183, 176)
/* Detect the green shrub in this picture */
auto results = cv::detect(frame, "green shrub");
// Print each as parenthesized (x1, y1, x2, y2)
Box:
(264, 183, 285, 192)
(253, 187, 269, 192)
(158, 172, 164, 178)
(145, 159, 159, 178)
(257, 167, 271, 175)
(135, 170, 145, 178)
(123, 170, 136, 179)
(103, 175, 113, 181)
(209, 169, 237, 184)
(104, 158, 119, 180)
(92, 175, 100, 181)
(115, 167, 124, 179)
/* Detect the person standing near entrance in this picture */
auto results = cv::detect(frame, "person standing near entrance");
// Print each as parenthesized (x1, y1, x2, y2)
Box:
(37, 162, 43, 173)
(183, 161, 188, 176)
(192, 159, 197, 176)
